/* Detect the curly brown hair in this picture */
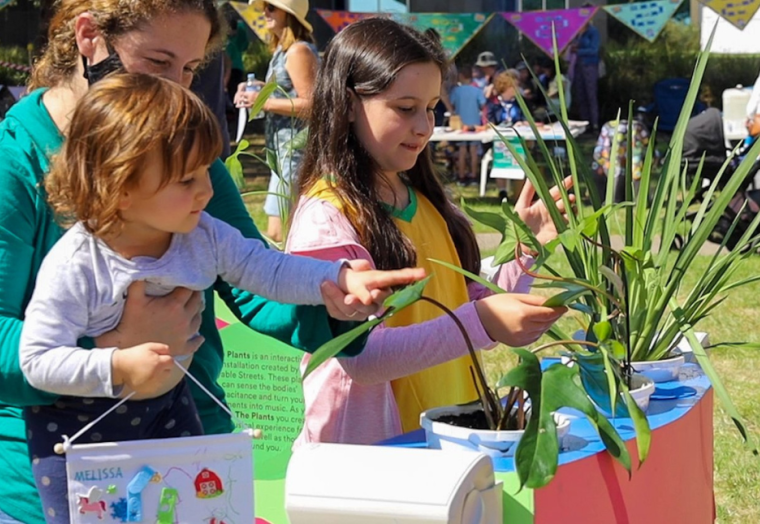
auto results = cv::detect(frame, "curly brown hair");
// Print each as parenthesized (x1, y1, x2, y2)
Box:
(493, 71, 518, 97)
(29, 0, 225, 90)
(45, 73, 222, 238)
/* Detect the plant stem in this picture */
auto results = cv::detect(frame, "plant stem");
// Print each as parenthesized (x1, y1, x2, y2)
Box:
(420, 296, 501, 428)
(514, 244, 623, 308)
(529, 339, 600, 354)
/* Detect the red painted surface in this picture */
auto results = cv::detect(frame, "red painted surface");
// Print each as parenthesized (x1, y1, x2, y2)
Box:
(535, 389, 714, 524)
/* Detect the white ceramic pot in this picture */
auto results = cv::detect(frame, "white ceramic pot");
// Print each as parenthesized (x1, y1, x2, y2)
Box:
(419, 403, 571, 457)
(596, 373, 655, 415)
(631, 354, 685, 383)
(627, 373, 656, 412)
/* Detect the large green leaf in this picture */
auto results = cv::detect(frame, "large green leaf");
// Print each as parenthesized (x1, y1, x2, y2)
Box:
(286, 127, 309, 152)
(249, 81, 278, 122)
(499, 351, 632, 489)
(304, 277, 434, 380)
(621, 388, 651, 466)
(301, 317, 383, 379)
(543, 285, 593, 308)
(383, 274, 433, 310)
(462, 202, 507, 240)
(496, 349, 554, 488)
(225, 155, 244, 190)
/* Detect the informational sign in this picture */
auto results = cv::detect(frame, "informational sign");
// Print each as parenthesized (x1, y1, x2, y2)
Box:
(603, 0, 683, 42)
(215, 295, 305, 524)
(491, 132, 527, 180)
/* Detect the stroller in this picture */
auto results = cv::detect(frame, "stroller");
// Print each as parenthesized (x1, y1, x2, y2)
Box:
(680, 107, 760, 251)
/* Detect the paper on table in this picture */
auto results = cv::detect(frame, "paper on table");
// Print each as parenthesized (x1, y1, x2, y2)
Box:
(236, 107, 248, 143)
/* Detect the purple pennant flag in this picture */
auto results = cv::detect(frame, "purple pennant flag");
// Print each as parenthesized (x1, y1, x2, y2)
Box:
(501, 7, 598, 57)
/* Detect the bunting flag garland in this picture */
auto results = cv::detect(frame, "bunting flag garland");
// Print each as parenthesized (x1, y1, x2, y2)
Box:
(315, 9, 377, 32)
(698, 0, 760, 29)
(316, 10, 493, 58)
(0, 60, 31, 73)
(229, 1, 269, 41)
(501, 7, 597, 57)
(603, 0, 683, 42)
(390, 13, 493, 57)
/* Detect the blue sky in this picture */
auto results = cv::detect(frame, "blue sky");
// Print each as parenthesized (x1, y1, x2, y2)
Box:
(348, 0, 408, 12)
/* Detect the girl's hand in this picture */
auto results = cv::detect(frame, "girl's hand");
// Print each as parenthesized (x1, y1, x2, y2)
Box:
(514, 176, 574, 246)
(112, 343, 174, 397)
(95, 281, 204, 361)
(334, 261, 426, 316)
(474, 293, 566, 347)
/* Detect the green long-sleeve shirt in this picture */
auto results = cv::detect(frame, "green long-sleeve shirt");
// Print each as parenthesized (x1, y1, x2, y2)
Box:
(0, 89, 361, 523)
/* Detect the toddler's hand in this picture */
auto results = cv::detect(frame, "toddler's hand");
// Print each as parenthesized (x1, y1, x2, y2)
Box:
(112, 343, 174, 397)
(336, 263, 426, 311)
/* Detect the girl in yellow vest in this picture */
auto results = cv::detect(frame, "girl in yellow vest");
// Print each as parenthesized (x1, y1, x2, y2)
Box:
(287, 18, 570, 445)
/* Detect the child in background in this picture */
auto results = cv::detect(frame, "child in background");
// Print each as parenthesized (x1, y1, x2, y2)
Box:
(486, 71, 527, 201)
(450, 65, 486, 186)
(19, 73, 424, 524)
(287, 18, 569, 445)
(486, 71, 525, 127)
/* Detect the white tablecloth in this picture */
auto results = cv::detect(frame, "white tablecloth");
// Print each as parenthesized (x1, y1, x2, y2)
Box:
(429, 120, 589, 143)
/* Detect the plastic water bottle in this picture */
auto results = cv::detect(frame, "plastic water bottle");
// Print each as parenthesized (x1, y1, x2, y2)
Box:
(245, 73, 264, 120)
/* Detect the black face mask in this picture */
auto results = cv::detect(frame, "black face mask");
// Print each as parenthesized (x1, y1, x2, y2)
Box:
(82, 45, 124, 86)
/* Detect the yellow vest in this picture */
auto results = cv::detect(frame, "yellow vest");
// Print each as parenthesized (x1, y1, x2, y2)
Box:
(307, 180, 480, 432)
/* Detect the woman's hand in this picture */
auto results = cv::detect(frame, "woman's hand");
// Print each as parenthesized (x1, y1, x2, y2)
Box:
(95, 280, 204, 361)
(474, 293, 566, 347)
(233, 82, 260, 109)
(514, 176, 574, 246)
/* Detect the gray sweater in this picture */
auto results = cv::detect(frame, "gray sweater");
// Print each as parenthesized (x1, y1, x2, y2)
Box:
(20, 212, 343, 398)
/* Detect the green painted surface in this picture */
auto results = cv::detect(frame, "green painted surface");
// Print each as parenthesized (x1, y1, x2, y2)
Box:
(216, 294, 303, 522)
(497, 471, 535, 524)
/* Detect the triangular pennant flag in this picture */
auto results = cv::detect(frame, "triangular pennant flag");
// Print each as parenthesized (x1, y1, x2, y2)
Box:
(316, 9, 380, 33)
(317, 10, 492, 58)
(699, 0, 760, 29)
(388, 13, 493, 57)
(229, 1, 269, 41)
(604, 0, 683, 42)
(501, 7, 598, 57)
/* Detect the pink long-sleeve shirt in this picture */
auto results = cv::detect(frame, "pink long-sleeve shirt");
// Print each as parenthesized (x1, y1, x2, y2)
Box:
(286, 195, 534, 445)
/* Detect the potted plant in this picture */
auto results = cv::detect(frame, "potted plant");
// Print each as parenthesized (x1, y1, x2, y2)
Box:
(302, 277, 643, 489)
(457, 30, 760, 445)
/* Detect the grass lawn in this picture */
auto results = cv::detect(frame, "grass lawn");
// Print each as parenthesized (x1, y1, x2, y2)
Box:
(239, 145, 760, 521)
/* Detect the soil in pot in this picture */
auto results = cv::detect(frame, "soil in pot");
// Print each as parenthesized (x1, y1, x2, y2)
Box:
(434, 409, 525, 431)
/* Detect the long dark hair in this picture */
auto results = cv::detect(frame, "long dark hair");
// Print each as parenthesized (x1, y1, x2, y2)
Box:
(297, 18, 480, 275)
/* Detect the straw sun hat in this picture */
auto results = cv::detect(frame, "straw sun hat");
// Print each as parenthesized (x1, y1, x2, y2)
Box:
(250, 0, 313, 33)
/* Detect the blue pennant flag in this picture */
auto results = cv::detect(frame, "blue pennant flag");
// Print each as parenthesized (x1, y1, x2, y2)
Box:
(604, 0, 683, 42)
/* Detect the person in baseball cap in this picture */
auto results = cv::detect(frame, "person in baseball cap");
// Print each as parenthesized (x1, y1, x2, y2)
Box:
(475, 50, 498, 68)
